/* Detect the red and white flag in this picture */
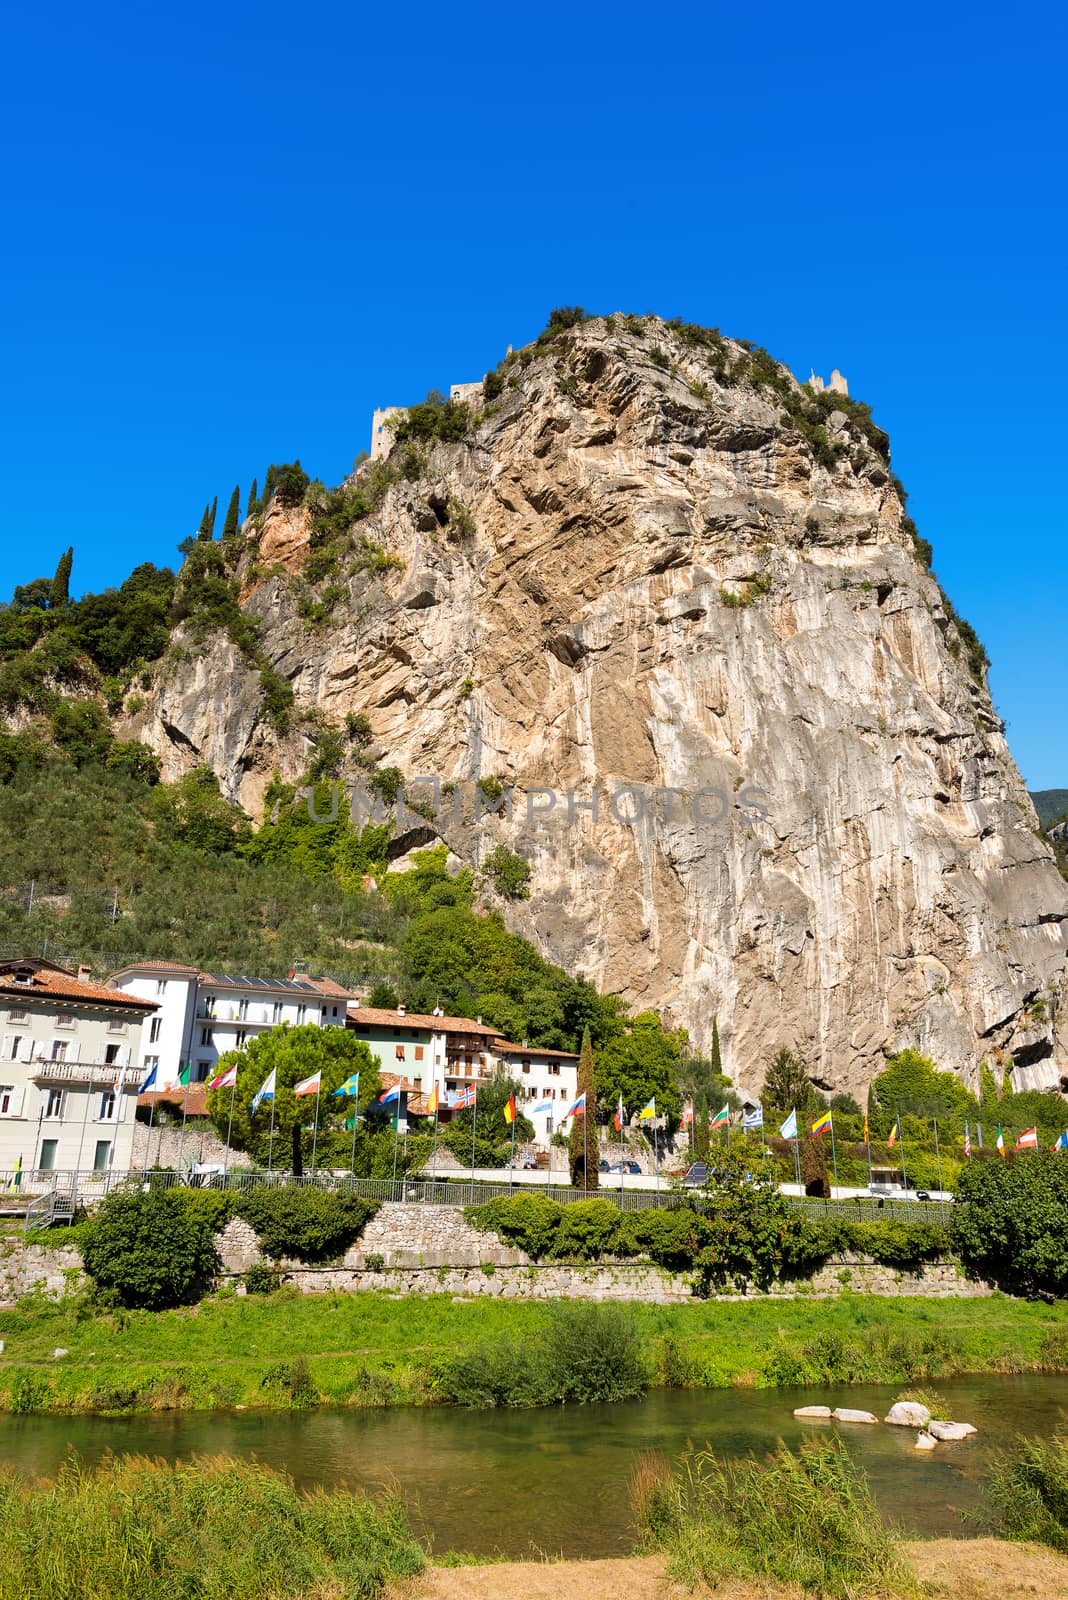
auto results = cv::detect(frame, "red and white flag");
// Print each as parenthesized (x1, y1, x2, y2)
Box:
(206, 1066, 237, 1092)
(1015, 1126, 1038, 1151)
(294, 1071, 322, 1097)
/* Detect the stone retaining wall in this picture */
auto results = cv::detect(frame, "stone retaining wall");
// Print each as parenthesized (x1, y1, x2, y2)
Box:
(0, 1203, 992, 1305)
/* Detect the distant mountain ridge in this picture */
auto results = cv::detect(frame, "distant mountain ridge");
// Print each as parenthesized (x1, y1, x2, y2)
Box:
(1031, 790, 1068, 829)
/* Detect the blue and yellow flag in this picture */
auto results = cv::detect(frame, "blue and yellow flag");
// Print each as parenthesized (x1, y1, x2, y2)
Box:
(331, 1074, 361, 1098)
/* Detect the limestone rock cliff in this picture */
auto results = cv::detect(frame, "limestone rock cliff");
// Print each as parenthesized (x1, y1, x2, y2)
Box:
(126, 315, 1068, 1099)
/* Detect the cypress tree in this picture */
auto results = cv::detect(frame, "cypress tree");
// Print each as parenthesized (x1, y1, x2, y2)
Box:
(49, 546, 73, 609)
(247, 477, 259, 515)
(709, 1015, 722, 1079)
(196, 503, 211, 540)
(221, 485, 241, 540)
(568, 1026, 598, 1189)
(694, 1090, 711, 1161)
(207, 495, 218, 538)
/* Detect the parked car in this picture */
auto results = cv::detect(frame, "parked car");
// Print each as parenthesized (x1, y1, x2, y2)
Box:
(598, 1159, 610, 1172)
(608, 1160, 641, 1175)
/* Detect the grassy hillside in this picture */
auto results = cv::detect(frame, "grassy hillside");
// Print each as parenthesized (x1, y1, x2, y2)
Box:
(1031, 790, 1068, 828)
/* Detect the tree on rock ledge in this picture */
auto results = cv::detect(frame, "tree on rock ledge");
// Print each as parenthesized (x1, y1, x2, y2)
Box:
(569, 1026, 598, 1189)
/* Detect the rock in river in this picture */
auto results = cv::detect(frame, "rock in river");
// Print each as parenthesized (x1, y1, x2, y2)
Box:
(832, 1407, 878, 1424)
(929, 1420, 977, 1442)
(885, 1400, 931, 1428)
(794, 1406, 833, 1420)
(915, 1431, 938, 1451)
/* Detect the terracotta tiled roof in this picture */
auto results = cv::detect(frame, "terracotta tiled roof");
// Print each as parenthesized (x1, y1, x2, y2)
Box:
(109, 961, 200, 978)
(493, 1038, 578, 1060)
(348, 1005, 498, 1035)
(0, 961, 157, 1011)
(298, 975, 356, 999)
(138, 1084, 209, 1115)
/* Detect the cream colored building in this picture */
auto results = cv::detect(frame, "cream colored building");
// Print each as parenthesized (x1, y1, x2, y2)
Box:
(0, 957, 155, 1178)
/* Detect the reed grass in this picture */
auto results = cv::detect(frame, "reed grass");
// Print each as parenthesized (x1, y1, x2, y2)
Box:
(0, 1453, 424, 1599)
(631, 1436, 918, 1597)
(987, 1430, 1068, 1552)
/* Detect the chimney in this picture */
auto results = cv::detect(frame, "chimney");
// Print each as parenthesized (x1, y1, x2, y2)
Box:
(397, 1004, 406, 1017)
(77, 964, 92, 982)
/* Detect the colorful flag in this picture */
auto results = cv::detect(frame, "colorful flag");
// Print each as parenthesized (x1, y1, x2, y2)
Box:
(742, 1106, 764, 1130)
(331, 1073, 360, 1098)
(1015, 1126, 1038, 1151)
(251, 1068, 276, 1114)
(138, 1063, 159, 1095)
(563, 1092, 586, 1119)
(639, 1098, 656, 1121)
(294, 1071, 322, 1098)
(377, 1083, 401, 1104)
(996, 1125, 1005, 1157)
(613, 1095, 625, 1131)
(887, 1117, 901, 1149)
(426, 1085, 439, 1116)
(862, 1112, 870, 1144)
(12, 1154, 22, 1191)
(779, 1109, 798, 1139)
(530, 1099, 554, 1114)
(1052, 1130, 1068, 1152)
(710, 1104, 730, 1128)
(451, 1084, 476, 1110)
(811, 1110, 833, 1137)
(964, 1120, 971, 1158)
(178, 1061, 192, 1088)
(206, 1065, 237, 1092)
(503, 1094, 517, 1125)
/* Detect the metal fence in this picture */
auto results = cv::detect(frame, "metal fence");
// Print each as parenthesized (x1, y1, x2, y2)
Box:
(0, 1166, 952, 1224)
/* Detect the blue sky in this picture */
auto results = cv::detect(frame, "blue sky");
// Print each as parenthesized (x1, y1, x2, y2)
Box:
(3, 1, 1066, 784)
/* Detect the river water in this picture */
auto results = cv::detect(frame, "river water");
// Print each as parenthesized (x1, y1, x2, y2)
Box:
(2, 1375, 1066, 1558)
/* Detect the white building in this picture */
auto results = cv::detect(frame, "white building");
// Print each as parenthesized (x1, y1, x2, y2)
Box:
(0, 957, 155, 1177)
(491, 1039, 579, 1144)
(109, 963, 352, 1088)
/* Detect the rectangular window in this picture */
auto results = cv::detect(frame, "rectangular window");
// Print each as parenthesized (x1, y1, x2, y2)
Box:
(238, 1000, 248, 1020)
(93, 1140, 111, 1172)
(195, 1061, 211, 1082)
(395, 1044, 406, 1060)
(155, 979, 167, 995)
(0, 1085, 14, 1114)
(297, 1005, 306, 1024)
(414, 1045, 424, 1062)
(55, 1013, 75, 1029)
(549, 1063, 560, 1076)
(7, 1007, 27, 1022)
(272, 1003, 282, 1023)
(200, 1027, 211, 1047)
(49, 1040, 68, 1062)
(98, 1091, 115, 1120)
(2, 1035, 21, 1061)
(521, 1061, 530, 1074)
(235, 1030, 247, 1047)
(104, 1043, 121, 1065)
(39, 1139, 57, 1173)
(107, 1019, 127, 1034)
(149, 1017, 162, 1043)
(44, 1088, 65, 1118)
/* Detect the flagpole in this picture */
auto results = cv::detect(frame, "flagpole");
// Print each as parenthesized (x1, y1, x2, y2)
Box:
(620, 1100, 625, 1209)
(654, 1116, 660, 1208)
(933, 1117, 945, 1224)
(391, 1096, 401, 1193)
(75, 1064, 95, 1177)
(470, 1090, 477, 1196)
(828, 1115, 839, 1200)
(309, 1076, 323, 1179)
(791, 1108, 802, 1192)
(349, 1074, 360, 1179)
(430, 1096, 440, 1185)
(144, 1095, 156, 1179)
(509, 1102, 517, 1195)
(177, 1063, 192, 1179)
(896, 1108, 908, 1200)
(546, 1112, 554, 1195)
(267, 1092, 276, 1175)
(223, 1077, 237, 1179)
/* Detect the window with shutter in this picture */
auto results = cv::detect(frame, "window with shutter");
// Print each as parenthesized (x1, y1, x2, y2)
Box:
(17, 1037, 33, 1063)
(1, 1034, 14, 1063)
(68, 1041, 81, 1062)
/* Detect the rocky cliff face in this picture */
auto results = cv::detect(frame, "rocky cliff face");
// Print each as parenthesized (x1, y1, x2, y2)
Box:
(126, 315, 1068, 1099)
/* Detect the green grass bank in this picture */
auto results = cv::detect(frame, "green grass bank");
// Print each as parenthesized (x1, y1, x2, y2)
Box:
(2, 1288, 1068, 1415)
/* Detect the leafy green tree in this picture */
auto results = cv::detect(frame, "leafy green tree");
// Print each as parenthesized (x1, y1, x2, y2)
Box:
(80, 1189, 218, 1308)
(105, 740, 161, 784)
(221, 485, 241, 539)
(49, 546, 73, 610)
(868, 1048, 976, 1133)
(263, 461, 310, 508)
(205, 1023, 379, 1176)
(485, 844, 531, 900)
(761, 1047, 820, 1118)
(366, 981, 399, 1009)
(569, 1027, 598, 1187)
(952, 1150, 1068, 1297)
(688, 1154, 818, 1294)
(49, 698, 113, 765)
(12, 577, 51, 610)
(594, 1011, 684, 1124)
(149, 766, 251, 854)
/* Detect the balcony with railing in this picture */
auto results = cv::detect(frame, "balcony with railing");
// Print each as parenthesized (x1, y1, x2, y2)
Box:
(31, 1062, 140, 1086)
